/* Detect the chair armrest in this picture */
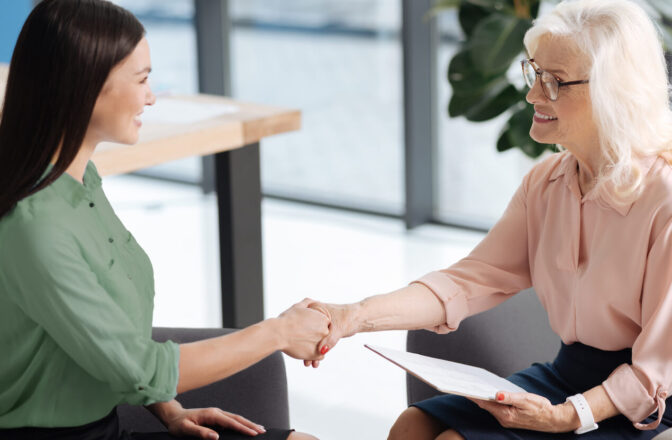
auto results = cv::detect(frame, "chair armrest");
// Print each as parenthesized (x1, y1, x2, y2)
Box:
(117, 327, 290, 433)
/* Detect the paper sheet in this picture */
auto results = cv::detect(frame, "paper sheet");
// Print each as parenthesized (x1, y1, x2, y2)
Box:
(365, 344, 525, 400)
(141, 98, 239, 124)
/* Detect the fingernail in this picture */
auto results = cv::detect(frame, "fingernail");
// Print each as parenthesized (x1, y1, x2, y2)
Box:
(259, 425, 266, 432)
(496, 392, 505, 401)
(209, 434, 219, 440)
(320, 346, 329, 355)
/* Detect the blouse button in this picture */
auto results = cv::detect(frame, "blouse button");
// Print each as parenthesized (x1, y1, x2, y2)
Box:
(89, 202, 95, 208)
(658, 390, 667, 399)
(108, 238, 114, 243)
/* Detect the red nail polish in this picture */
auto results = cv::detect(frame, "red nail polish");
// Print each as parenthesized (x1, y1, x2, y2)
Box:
(320, 346, 329, 355)
(496, 392, 505, 401)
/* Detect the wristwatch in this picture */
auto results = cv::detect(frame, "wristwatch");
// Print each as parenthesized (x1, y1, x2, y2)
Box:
(566, 394, 599, 434)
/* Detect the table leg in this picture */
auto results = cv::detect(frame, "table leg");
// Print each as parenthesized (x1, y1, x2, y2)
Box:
(215, 142, 264, 328)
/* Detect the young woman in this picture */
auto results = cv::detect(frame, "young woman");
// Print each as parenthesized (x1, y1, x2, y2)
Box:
(0, 1, 325, 439)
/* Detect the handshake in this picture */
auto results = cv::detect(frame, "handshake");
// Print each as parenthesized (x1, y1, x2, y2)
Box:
(273, 298, 356, 367)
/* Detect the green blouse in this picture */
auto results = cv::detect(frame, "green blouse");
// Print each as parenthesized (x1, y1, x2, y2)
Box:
(0, 162, 179, 428)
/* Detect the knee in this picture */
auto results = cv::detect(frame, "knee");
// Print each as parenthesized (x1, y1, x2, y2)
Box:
(287, 431, 319, 440)
(435, 429, 465, 440)
(388, 407, 443, 440)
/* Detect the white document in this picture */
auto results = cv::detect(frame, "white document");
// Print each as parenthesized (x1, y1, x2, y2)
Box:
(142, 98, 239, 124)
(365, 344, 525, 401)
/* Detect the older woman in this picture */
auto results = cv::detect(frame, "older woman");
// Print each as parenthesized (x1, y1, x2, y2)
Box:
(309, 0, 672, 438)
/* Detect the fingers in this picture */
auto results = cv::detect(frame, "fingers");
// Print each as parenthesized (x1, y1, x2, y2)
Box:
(496, 391, 542, 408)
(214, 411, 266, 436)
(179, 419, 223, 440)
(295, 297, 316, 308)
(308, 302, 331, 320)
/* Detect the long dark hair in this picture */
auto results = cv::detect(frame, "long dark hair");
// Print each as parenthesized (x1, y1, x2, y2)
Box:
(0, 0, 144, 219)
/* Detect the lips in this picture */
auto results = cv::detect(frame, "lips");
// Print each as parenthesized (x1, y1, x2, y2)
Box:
(533, 110, 558, 123)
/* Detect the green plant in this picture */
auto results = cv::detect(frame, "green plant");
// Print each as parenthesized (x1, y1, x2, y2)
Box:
(433, 0, 672, 158)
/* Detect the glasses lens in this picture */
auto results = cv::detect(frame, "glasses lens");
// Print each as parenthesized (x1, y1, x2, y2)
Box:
(522, 61, 536, 88)
(541, 71, 559, 101)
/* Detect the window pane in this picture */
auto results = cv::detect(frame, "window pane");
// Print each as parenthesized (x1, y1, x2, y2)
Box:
(435, 10, 542, 227)
(230, 0, 404, 214)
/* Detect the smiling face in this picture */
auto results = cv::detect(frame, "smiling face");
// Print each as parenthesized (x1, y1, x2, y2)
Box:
(526, 35, 598, 153)
(86, 37, 155, 146)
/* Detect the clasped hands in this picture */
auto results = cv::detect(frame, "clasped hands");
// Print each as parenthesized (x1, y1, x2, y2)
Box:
(275, 298, 354, 367)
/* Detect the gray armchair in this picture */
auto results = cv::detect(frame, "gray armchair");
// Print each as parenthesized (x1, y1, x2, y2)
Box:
(405, 289, 672, 439)
(117, 327, 290, 433)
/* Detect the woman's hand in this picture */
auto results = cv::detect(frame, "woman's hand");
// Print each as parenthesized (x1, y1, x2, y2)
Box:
(276, 298, 331, 361)
(468, 391, 579, 433)
(301, 301, 359, 367)
(148, 400, 266, 439)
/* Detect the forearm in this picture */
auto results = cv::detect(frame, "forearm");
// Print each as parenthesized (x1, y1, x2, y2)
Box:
(176, 318, 284, 394)
(350, 283, 446, 333)
(556, 385, 620, 430)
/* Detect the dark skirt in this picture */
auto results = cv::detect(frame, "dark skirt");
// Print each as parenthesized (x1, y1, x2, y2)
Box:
(0, 407, 293, 440)
(412, 342, 672, 439)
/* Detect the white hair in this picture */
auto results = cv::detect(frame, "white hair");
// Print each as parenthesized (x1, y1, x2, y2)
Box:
(524, 0, 672, 202)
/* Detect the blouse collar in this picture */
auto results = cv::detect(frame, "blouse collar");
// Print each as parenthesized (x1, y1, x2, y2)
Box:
(548, 151, 658, 217)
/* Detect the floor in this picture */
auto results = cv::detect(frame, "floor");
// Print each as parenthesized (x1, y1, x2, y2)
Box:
(103, 173, 485, 439)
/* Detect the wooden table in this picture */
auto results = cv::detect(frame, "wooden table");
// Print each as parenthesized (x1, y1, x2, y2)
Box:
(0, 64, 301, 328)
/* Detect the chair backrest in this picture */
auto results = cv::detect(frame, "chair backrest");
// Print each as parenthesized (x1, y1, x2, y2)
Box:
(406, 288, 560, 405)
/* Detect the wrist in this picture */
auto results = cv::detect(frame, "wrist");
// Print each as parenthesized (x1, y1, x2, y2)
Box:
(260, 318, 287, 352)
(349, 301, 366, 334)
(146, 399, 183, 425)
(555, 402, 581, 432)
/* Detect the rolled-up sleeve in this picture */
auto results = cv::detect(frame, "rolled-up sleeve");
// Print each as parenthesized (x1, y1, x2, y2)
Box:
(413, 174, 532, 333)
(0, 220, 179, 406)
(603, 217, 672, 430)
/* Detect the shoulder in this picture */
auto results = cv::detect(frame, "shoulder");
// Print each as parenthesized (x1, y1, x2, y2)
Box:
(0, 194, 75, 267)
(636, 155, 672, 240)
(519, 151, 570, 193)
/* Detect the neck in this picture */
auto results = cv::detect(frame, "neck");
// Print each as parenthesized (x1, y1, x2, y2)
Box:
(51, 138, 97, 184)
(569, 145, 605, 196)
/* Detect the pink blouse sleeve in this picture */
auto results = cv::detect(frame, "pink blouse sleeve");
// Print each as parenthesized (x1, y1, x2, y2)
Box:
(412, 173, 533, 334)
(602, 217, 672, 430)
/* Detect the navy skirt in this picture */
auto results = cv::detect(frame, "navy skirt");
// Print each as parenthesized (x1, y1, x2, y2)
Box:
(413, 342, 672, 439)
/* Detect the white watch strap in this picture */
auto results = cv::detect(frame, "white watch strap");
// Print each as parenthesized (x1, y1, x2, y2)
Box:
(566, 394, 599, 434)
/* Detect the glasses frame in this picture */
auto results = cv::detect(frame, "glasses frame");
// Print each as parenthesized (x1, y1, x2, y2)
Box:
(521, 58, 589, 101)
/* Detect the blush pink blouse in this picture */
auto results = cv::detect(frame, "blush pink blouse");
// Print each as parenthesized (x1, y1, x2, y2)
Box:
(414, 151, 672, 430)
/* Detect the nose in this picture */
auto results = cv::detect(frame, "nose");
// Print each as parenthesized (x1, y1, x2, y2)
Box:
(146, 88, 156, 106)
(526, 77, 547, 105)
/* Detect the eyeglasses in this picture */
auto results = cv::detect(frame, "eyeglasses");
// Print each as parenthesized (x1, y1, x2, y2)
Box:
(521, 58, 589, 101)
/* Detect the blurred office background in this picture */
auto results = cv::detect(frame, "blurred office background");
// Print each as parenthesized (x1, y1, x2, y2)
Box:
(0, 1, 541, 438)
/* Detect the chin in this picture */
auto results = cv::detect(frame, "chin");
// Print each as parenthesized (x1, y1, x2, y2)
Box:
(529, 130, 555, 146)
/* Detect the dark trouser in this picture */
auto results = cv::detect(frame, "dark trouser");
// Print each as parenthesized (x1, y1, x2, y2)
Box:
(0, 408, 293, 440)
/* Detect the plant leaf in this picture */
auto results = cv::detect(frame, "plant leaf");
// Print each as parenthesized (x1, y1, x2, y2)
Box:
(448, 49, 503, 94)
(448, 79, 520, 121)
(468, 13, 531, 76)
(458, 1, 491, 38)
